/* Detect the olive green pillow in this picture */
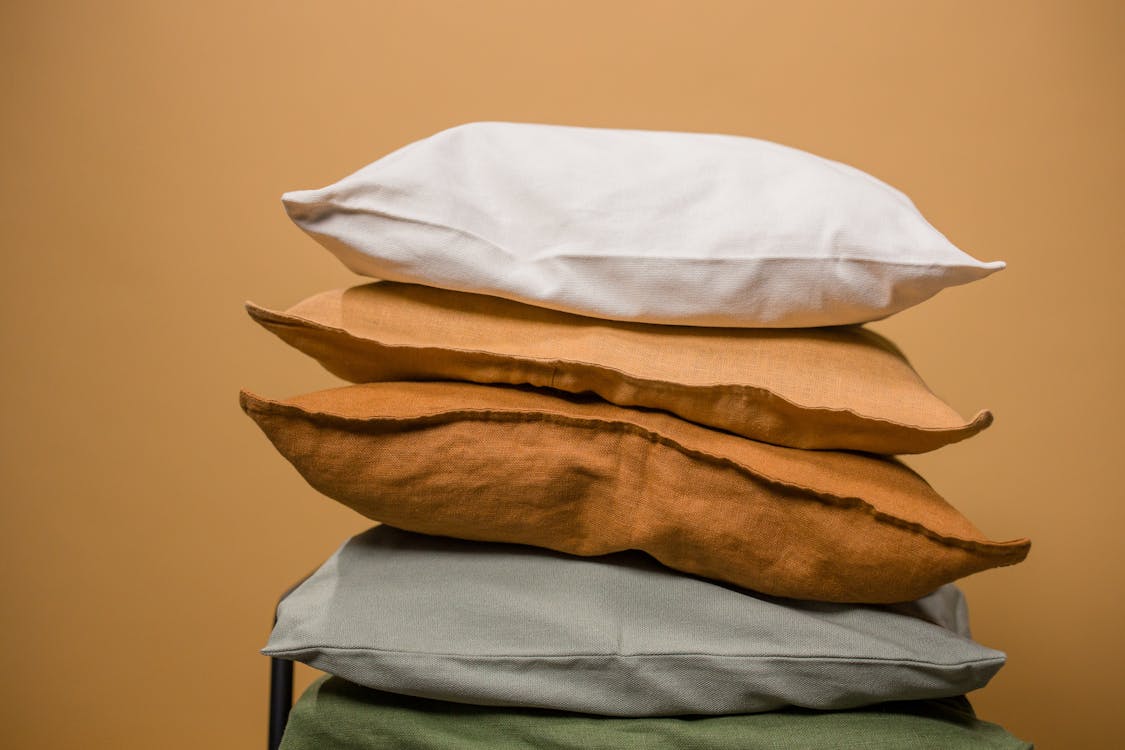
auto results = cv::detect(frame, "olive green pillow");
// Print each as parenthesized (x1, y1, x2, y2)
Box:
(282, 676, 1032, 749)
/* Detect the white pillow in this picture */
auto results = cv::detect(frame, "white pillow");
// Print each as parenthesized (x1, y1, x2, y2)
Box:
(282, 122, 1003, 327)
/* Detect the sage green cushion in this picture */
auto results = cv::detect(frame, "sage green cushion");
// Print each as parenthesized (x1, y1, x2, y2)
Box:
(280, 676, 1033, 750)
(265, 526, 1006, 716)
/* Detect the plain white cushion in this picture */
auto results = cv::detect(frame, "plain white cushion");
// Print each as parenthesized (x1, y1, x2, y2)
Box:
(283, 122, 1003, 327)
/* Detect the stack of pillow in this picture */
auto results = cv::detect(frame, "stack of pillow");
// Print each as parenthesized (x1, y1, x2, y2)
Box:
(242, 122, 1033, 749)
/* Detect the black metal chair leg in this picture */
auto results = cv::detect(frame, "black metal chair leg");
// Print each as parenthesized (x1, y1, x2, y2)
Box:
(268, 574, 312, 750)
(268, 656, 294, 750)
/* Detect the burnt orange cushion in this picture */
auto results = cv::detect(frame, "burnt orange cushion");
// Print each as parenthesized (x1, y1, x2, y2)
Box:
(240, 381, 1028, 603)
(246, 282, 991, 455)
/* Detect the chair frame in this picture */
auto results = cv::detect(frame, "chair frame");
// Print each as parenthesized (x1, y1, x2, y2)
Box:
(268, 576, 311, 750)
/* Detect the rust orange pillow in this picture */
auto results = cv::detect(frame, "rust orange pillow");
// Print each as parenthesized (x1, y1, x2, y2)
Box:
(239, 381, 1028, 603)
(246, 282, 991, 455)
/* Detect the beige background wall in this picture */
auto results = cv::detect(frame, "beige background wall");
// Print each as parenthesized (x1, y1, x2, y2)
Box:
(2, 1, 1121, 747)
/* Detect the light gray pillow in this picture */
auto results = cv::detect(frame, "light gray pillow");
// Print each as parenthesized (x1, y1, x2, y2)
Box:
(265, 526, 1005, 717)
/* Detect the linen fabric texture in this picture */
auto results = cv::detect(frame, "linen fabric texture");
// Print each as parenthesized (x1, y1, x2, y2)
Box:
(281, 121, 1004, 328)
(247, 281, 992, 454)
(281, 677, 1032, 749)
(240, 381, 1029, 603)
(266, 526, 1009, 717)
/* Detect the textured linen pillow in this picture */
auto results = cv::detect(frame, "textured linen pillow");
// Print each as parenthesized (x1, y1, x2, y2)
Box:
(281, 678, 1033, 749)
(265, 526, 1009, 717)
(247, 281, 992, 454)
(281, 121, 1004, 328)
(240, 381, 1029, 603)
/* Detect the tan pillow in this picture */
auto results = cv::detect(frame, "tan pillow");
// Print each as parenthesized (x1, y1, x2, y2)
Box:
(239, 381, 1029, 603)
(246, 282, 991, 455)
